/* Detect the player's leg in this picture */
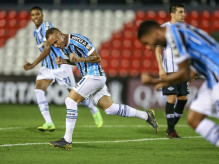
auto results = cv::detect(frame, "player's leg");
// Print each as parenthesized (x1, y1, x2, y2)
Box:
(174, 82, 189, 126)
(188, 110, 219, 147)
(35, 79, 55, 132)
(188, 82, 219, 147)
(55, 64, 103, 127)
(49, 75, 103, 149)
(162, 84, 181, 138)
(174, 95, 187, 125)
(49, 89, 84, 150)
(165, 94, 177, 134)
(96, 94, 158, 133)
(80, 99, 103, 128)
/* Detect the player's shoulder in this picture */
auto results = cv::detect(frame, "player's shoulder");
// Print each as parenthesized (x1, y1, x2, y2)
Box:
(161, 22, 171, 27)
(70, 33, 91, 43)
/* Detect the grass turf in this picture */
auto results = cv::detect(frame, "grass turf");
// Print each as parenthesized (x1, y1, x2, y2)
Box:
(0, 104, 218, 164)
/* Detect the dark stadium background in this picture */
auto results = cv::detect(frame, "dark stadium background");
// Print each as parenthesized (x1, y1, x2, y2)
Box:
(0, 0, 218, 108)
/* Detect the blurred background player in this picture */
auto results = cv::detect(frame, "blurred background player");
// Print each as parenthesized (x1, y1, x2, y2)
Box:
(138, 20, 219, 147)
(155, 3, 189, 138)
(23, 6, 103, 131)
(45, 28, 158, 150)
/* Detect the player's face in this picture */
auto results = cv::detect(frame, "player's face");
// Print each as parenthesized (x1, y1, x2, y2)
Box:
(31, 9, 43, 28)
(172, 7, 185, 22)
(48, 32, 66, 49)
(139, 30, 166, 50)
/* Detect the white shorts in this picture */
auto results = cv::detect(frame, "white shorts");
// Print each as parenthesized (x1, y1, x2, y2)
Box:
(73, 75, 111, 104)
(190, 81, 219, 119)
(36, 64, 76, 89)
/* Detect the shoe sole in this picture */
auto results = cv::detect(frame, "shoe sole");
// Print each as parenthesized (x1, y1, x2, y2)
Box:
(96, 121, 103, 128)
(167, 136, 181, 139)
(38, 129, 56, 132)
(49, 143, 72, 150)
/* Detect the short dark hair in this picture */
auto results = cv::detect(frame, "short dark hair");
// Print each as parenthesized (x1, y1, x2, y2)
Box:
(30, 6, 42, 12)
(137, 20, 160, 39)
(169, 3, 185, 14)
(46, 27, 60, 39)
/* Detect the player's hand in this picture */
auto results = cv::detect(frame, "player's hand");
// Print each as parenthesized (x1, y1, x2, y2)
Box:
(155, 82, 169, 90)
(23, 61, 34, 71)
(55, 57, 67, 65)
(141, 73, 157, 85)
(69, 53, 79, 62)
(159, 69, 167, 79)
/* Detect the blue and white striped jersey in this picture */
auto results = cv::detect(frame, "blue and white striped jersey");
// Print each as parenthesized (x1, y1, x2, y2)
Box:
(62, 34, 105, 77)
(33, 21, 65, 69)
(161, 22, 178, 73)
(166, 22, 219, 88)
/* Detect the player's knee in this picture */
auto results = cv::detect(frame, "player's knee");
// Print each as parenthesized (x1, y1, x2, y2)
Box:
(167, 95, 177, 104)
(187, 110, 202, 129)
(105, 103, 119, 115)
(187, 114, 194, 128)
(178, 95, 187, 101)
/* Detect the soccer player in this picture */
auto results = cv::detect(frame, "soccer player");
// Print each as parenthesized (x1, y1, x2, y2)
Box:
(45, 28, 158, 150)
(155, 3, 189, 138)
(138, 20, 219, 147)
(23, 6, 103, 131)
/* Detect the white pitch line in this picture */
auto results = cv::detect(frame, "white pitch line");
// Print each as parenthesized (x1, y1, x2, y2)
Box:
(77, 124, 190, 128)
(0, 124, 190, 131)
(0, 127, 23, 130)
(0, 136, 202, 147)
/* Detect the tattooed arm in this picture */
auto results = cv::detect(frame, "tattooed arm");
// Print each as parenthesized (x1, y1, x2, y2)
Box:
(69, 51, 101, 63)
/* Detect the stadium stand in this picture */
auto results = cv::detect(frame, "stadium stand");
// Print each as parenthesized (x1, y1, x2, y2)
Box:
(0, 9, 218, 77)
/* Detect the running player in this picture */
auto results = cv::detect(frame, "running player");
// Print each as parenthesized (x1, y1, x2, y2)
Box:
(23, 6, 103, 131)
(45, 27, 158, 150)
(155, 3, 188, 138)
(138, 20, 219, 147)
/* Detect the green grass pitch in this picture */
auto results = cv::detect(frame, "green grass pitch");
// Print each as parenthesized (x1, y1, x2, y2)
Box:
(0, 104, 218, 164)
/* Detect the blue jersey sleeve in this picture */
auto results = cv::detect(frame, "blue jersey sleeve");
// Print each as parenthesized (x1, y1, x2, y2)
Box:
(43, 21, 53, 41)
(70, 34, 95, 57)
(166, 24, 190, 64)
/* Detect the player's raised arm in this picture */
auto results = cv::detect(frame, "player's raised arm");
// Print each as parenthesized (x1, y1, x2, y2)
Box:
(23, 41, 51, 71)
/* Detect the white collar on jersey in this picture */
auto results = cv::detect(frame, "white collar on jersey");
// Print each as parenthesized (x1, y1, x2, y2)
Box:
(35, 22, 44, 32)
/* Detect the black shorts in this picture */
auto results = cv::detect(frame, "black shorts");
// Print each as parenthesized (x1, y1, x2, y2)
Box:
(162, 81, 190, 96)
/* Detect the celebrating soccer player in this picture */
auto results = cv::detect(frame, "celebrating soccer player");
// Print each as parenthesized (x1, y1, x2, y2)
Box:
(45, 27, 158, 150)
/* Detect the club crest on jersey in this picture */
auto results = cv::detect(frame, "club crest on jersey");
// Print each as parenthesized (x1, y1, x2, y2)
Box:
(71, 35, 91, 51)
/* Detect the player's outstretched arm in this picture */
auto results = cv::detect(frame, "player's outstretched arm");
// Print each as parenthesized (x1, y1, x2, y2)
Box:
(155, 59, 191, 89)
(155, 46, 166, 79)
(23, 41, 51, 71)
(142, 59, 192, 90)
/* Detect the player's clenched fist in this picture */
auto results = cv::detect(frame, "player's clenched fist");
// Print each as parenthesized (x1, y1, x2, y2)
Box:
(23, 61, 34, 71)
(69, 53, 79, 62)
(55, 57, 67, 65)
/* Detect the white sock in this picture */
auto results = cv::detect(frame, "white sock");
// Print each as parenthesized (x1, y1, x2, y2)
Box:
(64, 97, 78, 143)
(105, 103, 148, 120)
(195, 118, 219, 147)
(80, 99, 98, 114)
(34, 89, 53, 124)
(135, 110, 148, 120)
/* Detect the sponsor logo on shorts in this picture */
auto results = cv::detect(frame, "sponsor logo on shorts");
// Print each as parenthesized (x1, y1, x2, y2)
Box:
(167, 87, 174, 91)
